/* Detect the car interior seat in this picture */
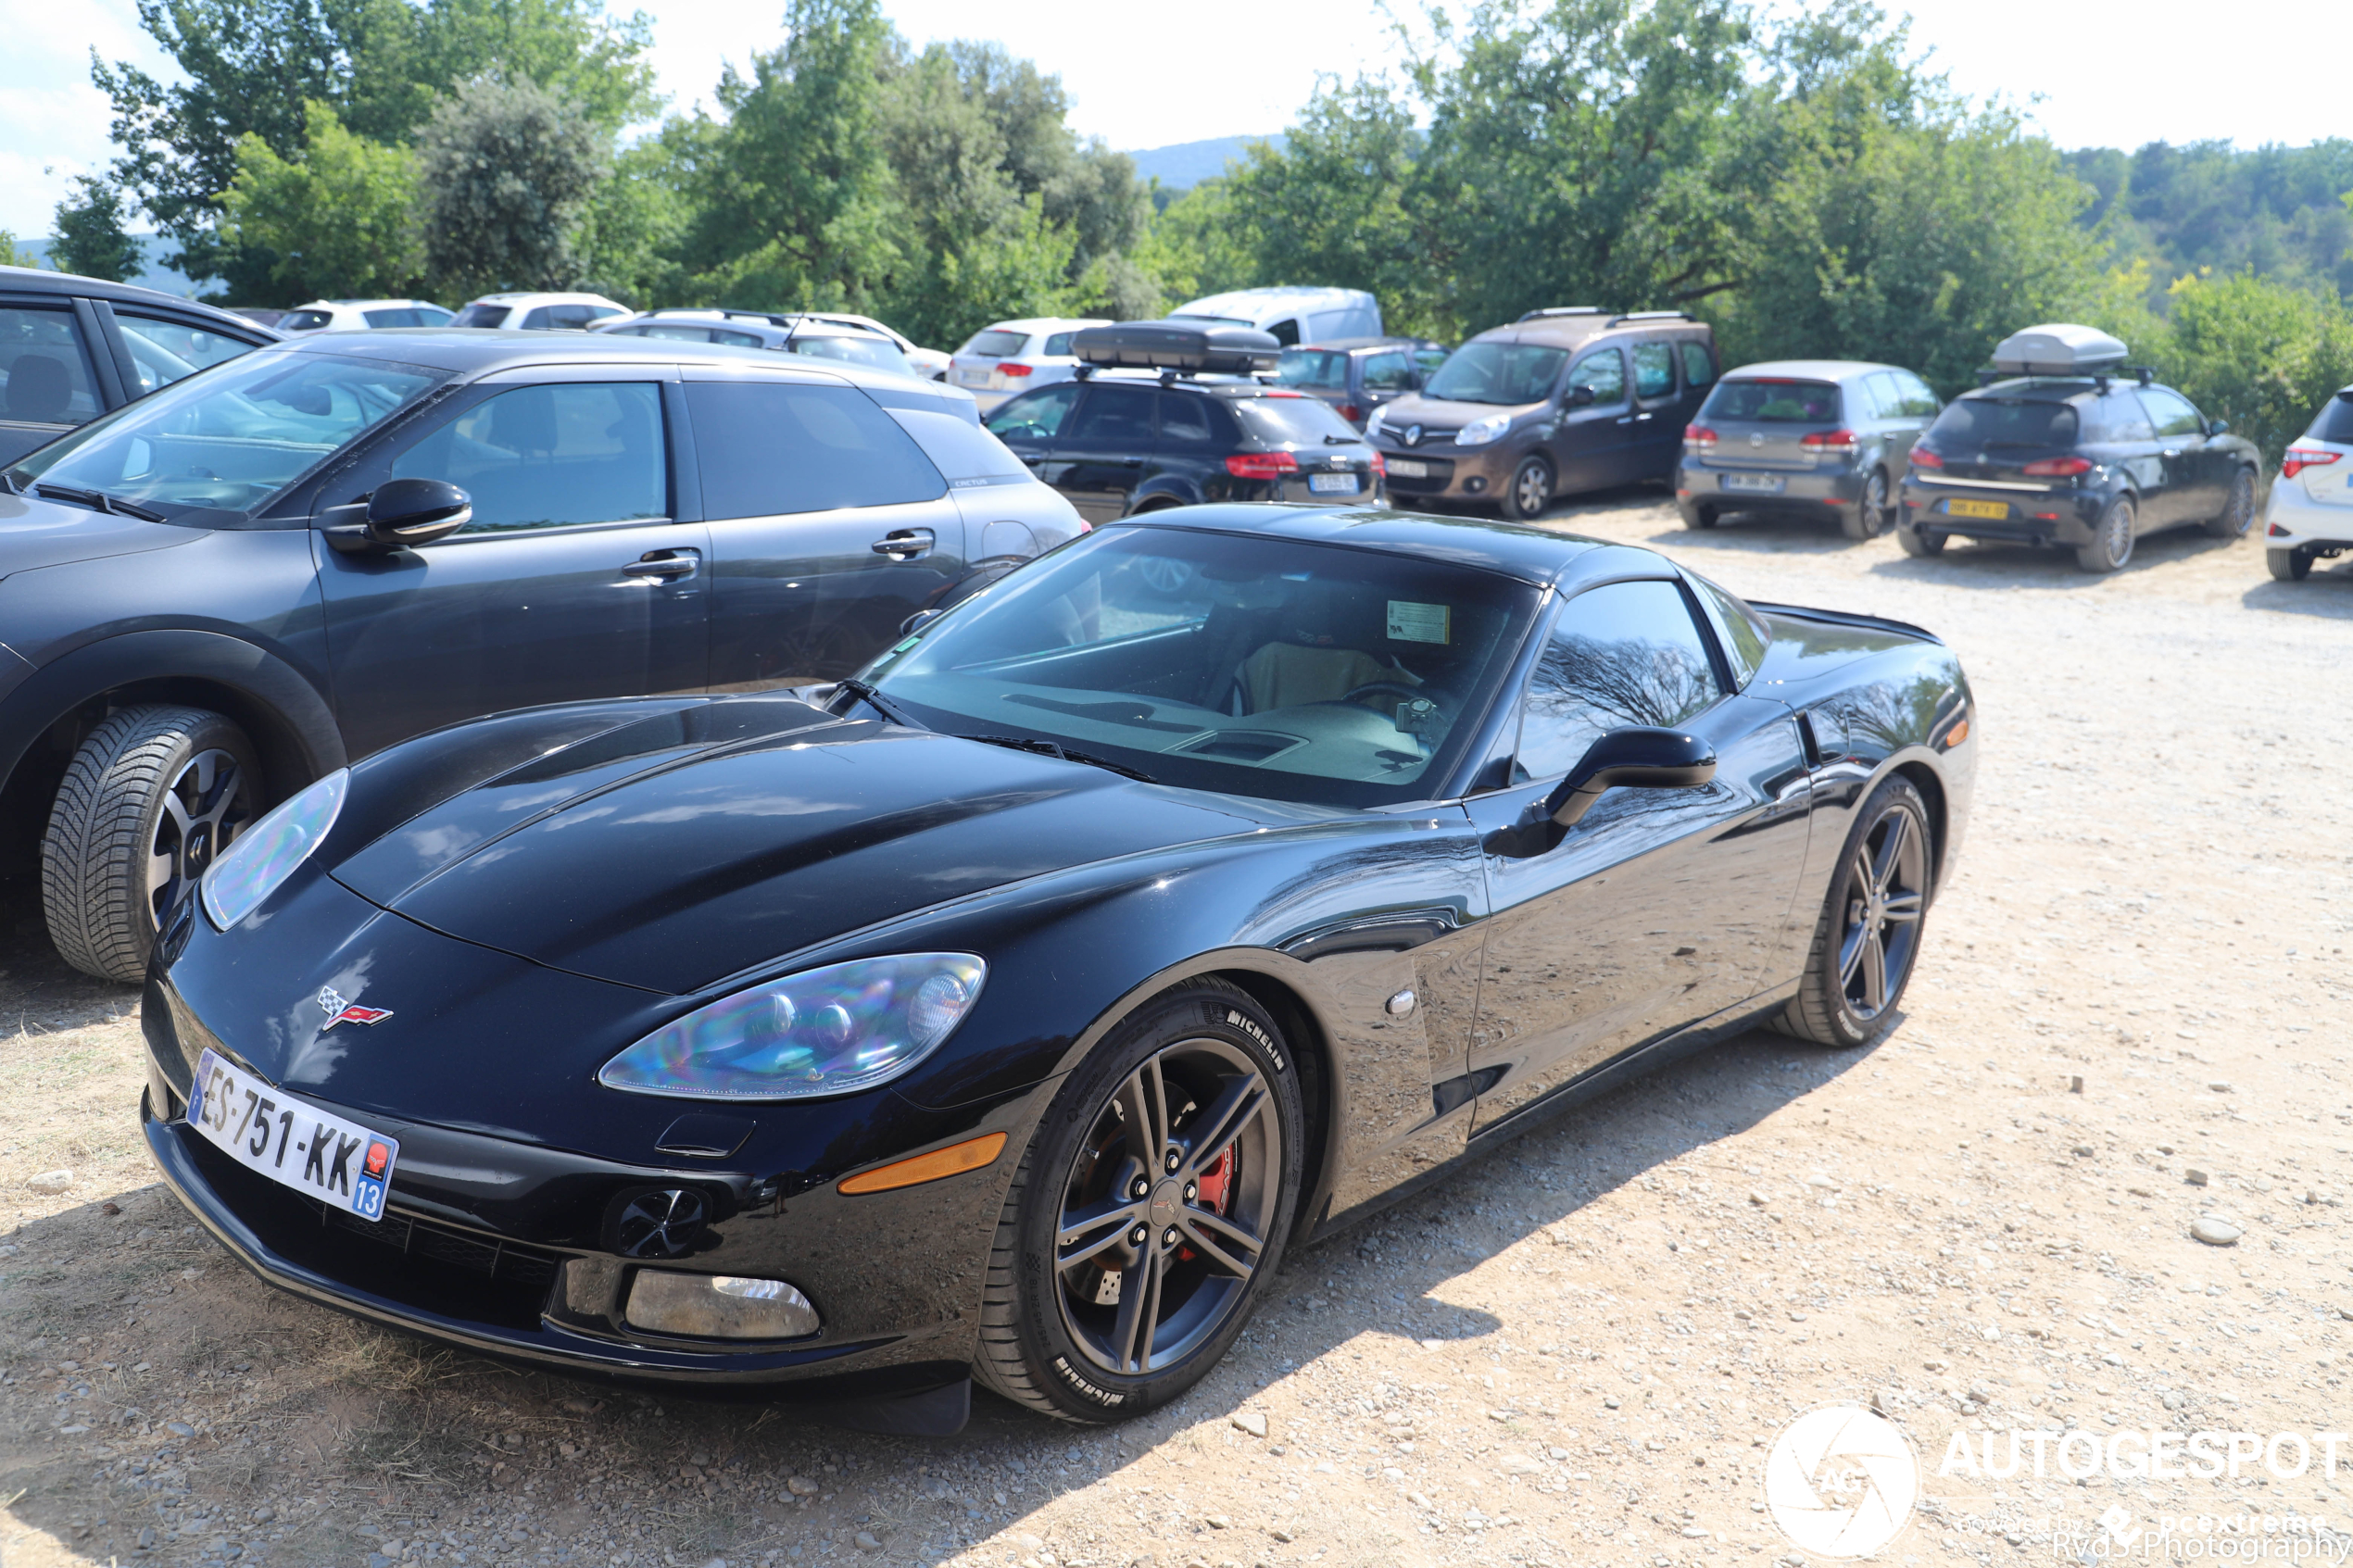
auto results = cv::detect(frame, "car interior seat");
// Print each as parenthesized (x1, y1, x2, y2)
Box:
(4, 354, 72, 423)
(1226, 579, 1407, 715)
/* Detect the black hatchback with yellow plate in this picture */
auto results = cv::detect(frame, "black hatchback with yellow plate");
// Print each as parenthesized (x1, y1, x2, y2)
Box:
(1895, 323, 2262, 573)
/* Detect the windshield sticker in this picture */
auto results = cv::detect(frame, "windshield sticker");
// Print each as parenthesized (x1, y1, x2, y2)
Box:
(1387, 601, 1452, 644)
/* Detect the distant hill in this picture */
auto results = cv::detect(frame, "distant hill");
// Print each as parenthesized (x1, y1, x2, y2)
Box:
(16, 235, 199, 299)
(1128, 135, 1288, 192)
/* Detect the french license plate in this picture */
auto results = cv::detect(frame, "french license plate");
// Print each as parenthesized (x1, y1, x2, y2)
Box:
(186, 1047, 399, 1221)
(1386, 458, 1428, 478)
(1721, 473, 1784, 494)
(1944, 497, 2009, 520)
(956, 369, 990, 386)
(1309, 472, 1362, 495)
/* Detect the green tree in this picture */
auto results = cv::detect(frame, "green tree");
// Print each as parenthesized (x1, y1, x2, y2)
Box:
(92, 0, 652, 293)
(415, 76, 610, 299)
(0, 231, 43, 269)
(50, 177, 145, 282)
(220, 101, 422, 300)
(1130, 178, 1260, 309)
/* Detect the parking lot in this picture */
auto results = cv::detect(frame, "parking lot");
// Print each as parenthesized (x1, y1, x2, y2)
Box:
(0, 485, 2346, 1568)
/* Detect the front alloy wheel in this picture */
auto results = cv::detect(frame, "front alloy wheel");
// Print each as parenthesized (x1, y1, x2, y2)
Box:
(42, 706, 259, 983)
(974, 981, 1302, 1422)
(1503, 455, 1554, 521)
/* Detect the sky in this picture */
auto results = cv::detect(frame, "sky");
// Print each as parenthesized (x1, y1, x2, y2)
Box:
(0, 0, 2334, 239)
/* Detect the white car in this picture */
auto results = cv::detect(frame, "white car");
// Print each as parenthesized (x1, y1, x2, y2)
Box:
(276, 298, 454, 332)
(789, 311, 949, 379)
(450, 292, 630, 331)
(2264, 385, 2353, 581)
(949, 317, 1112, 410)
(1168, 286, 1382, 347)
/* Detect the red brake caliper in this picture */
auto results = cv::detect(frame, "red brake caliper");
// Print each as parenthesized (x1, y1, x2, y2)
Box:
(1177, 1147, 1235, 1261)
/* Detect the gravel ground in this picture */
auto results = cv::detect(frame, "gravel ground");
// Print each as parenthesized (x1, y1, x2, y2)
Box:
(0, 488, 2347, 1568)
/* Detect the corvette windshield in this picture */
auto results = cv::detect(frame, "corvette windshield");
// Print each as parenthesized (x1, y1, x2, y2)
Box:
(862, 525, 1539, 808)
(6, 348, 446, 520)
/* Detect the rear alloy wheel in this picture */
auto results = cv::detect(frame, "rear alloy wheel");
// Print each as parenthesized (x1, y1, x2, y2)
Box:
(1777, 775, 1931, 1048)
(2204, 470, 2257, 540)
(1502, 455, 1554, 521)
(1895, 523, 1944, 557)
(973, 980, 1302, 1423)
(1842, 469, 1891, 541)
(2074, 495, 2135, 573)
(42, 705, 260, 983)
(2268, 546, 2314, 583)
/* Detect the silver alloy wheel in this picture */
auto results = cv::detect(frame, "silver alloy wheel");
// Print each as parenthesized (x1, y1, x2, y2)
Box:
(146, 747, 254, 929)
(1839, 800, 1927, 1022)
(1510, 457, 1553, 520)
(1053, 1037, 1283, 1376)
(2080, 498, 2134, 571)
(1863, 470, 1890, 534)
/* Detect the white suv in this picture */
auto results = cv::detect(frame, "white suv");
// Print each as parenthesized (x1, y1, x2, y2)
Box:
(450, 292, 629, 331)
(2264, 386, 2353, 582)
(949, 317, 1112, 410)
(279, 298, 454, 332)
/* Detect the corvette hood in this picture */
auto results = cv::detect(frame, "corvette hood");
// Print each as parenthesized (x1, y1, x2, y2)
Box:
(0, 488, 198, 579)
(335, 720, 1269, 994)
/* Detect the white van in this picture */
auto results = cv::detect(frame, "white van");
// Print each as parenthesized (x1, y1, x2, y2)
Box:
(1168, 286, 1382, 348)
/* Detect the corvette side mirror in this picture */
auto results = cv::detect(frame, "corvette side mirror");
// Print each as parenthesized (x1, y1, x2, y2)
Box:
(1544, 726, 1717, 827)
(2208, 419, 2228, 435)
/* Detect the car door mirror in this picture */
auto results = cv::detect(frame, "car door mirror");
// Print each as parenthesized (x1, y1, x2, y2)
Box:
(1544, 726, 1717, 827)
(2208, 419, 2228, 435)
(366, 478, 472, 548)
(1565, 384, 1598, 408)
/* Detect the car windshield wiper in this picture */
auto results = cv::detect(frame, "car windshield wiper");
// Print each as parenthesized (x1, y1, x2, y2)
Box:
(959, 734, 1156, 784)
(831, 677, 923, 730)
(32, 483, 166, 522)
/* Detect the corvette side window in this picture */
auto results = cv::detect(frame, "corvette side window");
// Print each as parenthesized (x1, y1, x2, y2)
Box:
(1513, 580, 1723, 783)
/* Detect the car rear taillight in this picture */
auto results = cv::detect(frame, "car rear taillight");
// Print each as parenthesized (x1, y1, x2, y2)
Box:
(1801, 429, 1859, 454)
(1226, 451, 1301, 480)
(1000, 362, 1033, 379)
(1368, 451, 1386, 479)
(1909, 445, 1945, 470)
(1683, 425, 1718, 451)
(2283, 447, 2341, 479)
(2021, 455, 2093, 477)
(1340, 404, 1364, 425)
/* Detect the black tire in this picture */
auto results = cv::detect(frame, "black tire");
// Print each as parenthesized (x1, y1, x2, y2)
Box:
(2074, 495, 2135, 573)
(1895, 523, 1944, 557)
(1502, 455, 1554, 521)
(2204, 470, 2257, 540)
(973, 979, 1303, 1424)
(2268, 546, 2313, 583)
(1776, 775, 1932, 1048)
(41, 706, 259, 984)
(1680, 502, 1718, 530)
(1841, 469, 1891, 541)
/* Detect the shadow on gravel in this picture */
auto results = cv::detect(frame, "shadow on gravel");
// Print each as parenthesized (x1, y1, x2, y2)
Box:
(1859, 529, 2256, 589)
(0, 871, 140, 1031)
(2241, 570, 2353, 620)
(0, 1010, 1883, 1567)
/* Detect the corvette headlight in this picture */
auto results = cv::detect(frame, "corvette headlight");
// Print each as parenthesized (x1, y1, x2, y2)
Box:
(201, 768, 347, 930)
(1454, 413, 1513, 447)
(598, 953, 987, 1101)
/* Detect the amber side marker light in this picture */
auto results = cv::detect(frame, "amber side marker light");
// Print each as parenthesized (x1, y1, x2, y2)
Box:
(837, 1132, 1009, 1196)
(1943, 718, 1971, 748)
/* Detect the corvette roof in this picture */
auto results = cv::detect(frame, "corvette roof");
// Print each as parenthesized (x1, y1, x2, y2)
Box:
(1111, 504, 1627, 588)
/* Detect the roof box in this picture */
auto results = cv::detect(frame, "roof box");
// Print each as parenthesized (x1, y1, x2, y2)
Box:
(1073, 320, 1281, 375)
(1991, 322, 2128, 376)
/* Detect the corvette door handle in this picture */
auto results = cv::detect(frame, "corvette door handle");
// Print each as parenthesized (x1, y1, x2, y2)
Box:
(622, 548, 700, 580)
(1633, 411, 1654, 421)
(871, 528, 937, 559)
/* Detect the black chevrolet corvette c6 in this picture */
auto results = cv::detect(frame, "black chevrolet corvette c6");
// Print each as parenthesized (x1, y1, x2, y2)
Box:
(141, 504, 1975, 1431)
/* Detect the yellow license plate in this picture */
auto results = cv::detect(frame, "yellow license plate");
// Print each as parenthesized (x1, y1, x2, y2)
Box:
(1944, 498, 2008, 520)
